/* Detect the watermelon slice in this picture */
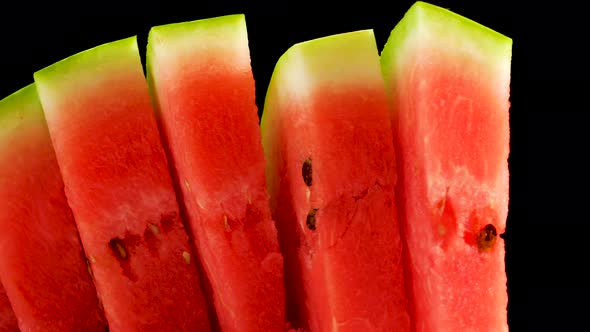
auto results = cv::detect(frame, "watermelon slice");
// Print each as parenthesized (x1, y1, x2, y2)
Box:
(146, 14, 286, 331)
(0, 283, 18, 331)
(33, 37, 211, 331)
(380, 2, 512, 331)
(0, 84, 107, 331)
(261, 30, 410, 331)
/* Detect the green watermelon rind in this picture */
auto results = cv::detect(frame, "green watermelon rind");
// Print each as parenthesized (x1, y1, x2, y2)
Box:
(0, 84, 44, 138)
(380, 1, 512, 98)
(145, 13, 247, 117)
(34, 37, 140, 96)
(146, 13, 245, 47)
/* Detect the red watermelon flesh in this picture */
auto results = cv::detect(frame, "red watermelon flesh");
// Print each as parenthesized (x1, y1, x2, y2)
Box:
(0, 283, 18, 331)
(147, 14, 285, 331)
(261, 30, 410, 332)
(33, 38, 211, 331)
(380, 2, 511, 331)
(0, 84, 107, 331)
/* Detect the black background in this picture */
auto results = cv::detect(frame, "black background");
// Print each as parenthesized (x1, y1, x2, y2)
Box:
(0, 1, 582, 330)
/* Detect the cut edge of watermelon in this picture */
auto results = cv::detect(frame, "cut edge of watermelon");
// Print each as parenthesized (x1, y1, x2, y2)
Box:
(380, 1, 512, 97)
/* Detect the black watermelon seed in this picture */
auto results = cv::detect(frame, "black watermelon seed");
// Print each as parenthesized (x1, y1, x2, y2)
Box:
(302, 158, 312, 186)
(477, 224, 498, 252)
(306, 208, 319, 231)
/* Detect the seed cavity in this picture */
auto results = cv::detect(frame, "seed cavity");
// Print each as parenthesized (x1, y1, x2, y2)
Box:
(160, 212, 177, 234)
(432, 189, 456, 249)
(107, 233, 140, 281)
(477, 224, 498, 252)
(306, 208, 319, 231)
(302, 158, 313, 186)
(182, 251, 191, 265)
(108, 238, 128, 261)
(244, 203, 262, 224)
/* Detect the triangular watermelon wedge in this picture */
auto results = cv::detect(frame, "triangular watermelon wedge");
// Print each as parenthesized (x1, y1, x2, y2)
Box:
(380, 2, 512, 331)
(0, 84, 107, 331)
(34, 37, 211, 331)
(146, 14, 286, 331)
(261, 30, 410, 331)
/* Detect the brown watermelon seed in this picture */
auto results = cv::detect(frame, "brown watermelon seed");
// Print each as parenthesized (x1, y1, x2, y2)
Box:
(477, 224, 498, 252)
(108, 238, 129, 261)
(86, 259, 94, 279)
(302, 158, 312, 186)
(223, 215, 230, 231)
(144, 224, 161, 258)
(182, 251, 191, 265)
(306, 208, 319, 231)
(147, 223, 160, 234)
